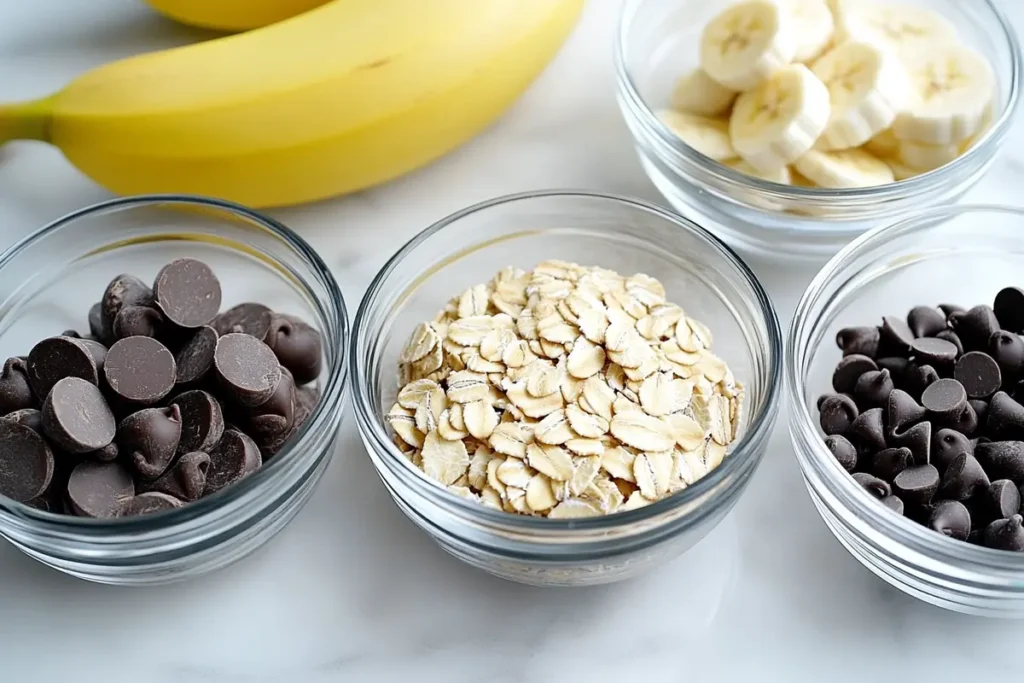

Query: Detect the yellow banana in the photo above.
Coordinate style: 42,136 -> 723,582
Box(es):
0,0 -> 582,208
145,0 -> 331,31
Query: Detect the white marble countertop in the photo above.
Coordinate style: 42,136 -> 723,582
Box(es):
3,1 -> 1024,680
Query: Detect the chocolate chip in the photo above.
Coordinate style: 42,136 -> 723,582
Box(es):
205,429 -> 261,495
849,407 -> 886,453
853,369 -> 894,409
213,303 -> 272,338
117,491 -> 183,517
970,399 -> 989,426
214,333 -> 282,407
876,357 -> 909,385
902,363 -> 939,400
951,401 -> 979,436
882,495 -> 905,515
41,377 -> 116,454
146,450 -> 210,502
989,331 -> 1024,385
979,480 -> 1021,520
104,336 -> 176,405
94,442 -> 119,462
890,421 -> 931,466
256,388 -> 313,460
975,441 -> 1024,483
911,337 -> 958,366
78,339 -> 107,372
112,305 -> 164,340
852,472 -> 891,499
984,514 -> 1024,551
296,384 -> 319,414
907,306 -> 947,338
67,460 -> 134,518
0,422 -> 54,502
101,274 -> 153,336
1,408 -> 42,434
938,452 -> 990,500
994,287 -> 1024,333
247,367 -> 295,438
929,500 -> 972,541
949,305 -> 1000,352
27,336 -> 98,399
921,378 -> 967,420
175,326 -> 218,385
935,329 -> 963,356
88,302 -> 110,344
986,391 -> 1024,440
824,434 -> 858,472
153,258 -> 222,329
881,316 -> 915,351
887,389 -> 926,433
931,428 -> 973,471
939,303 -> 965,318
953,351 -> 1001,400
0,358 -> 35,415
262,314 -> 323,386
893,464 -> 940,506
118,406 -> 182,480
872,447 -> 914,483
171,389 -> 224,453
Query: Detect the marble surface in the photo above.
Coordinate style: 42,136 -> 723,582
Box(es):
2,0 -> 1024,680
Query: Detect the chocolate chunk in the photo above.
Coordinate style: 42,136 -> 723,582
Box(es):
994,287 -> 1024,333
1,408 -> 42,433
0,358 -> 35,415
975,441 -> 1024,483
146,450 -> 210,502
872,447 -> 914,483
824,434 -> 858,472
902,363 -> 939,400
853,369 -> 893,409
171,390 -> 224,453
112,305 -> 164,340
986,391 -> 1024,440
262,314 -> 323,386
929,500 -> 972,541
881,316 -> 915,351
27,336 -> 98,399
882,495 -> 905,515
887,389 -> 926,433
907,306 -> 947,338
911,337 -> 958,366
247,367 -> 295,437
921,378 -> 967,420
935,329 -> 963,356
852,472 -> 891,499
88,302 -> 110,344
984,514 -> 1024,551
849,407 -> 886,453
954,351 -> 1001,400
41,377 -> 116,454
118,406 -> 182,480
104,336 -> 176,405
949,305 -> 1000,352
101,274 -> 153,336
215,333 -> 282,407
889,421 -> 931,466
205,429 -> 261,495
153,258 -> 222,329
0,422 -> 54,502
213,302 -> 272,338
893,464 -> 940,506
175,326 -> 218,385
67,460 -> 134,518
937,452 -> 990,500
931,428 -> 973,471
118,491 -> 184,517
989,331 -> 1024,384
94,442 -> 119,462
980,480 -> 1021,520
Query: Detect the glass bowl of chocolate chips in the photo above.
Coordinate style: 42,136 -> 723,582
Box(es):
789,204 -> 1024,617
0,195 -> 347,585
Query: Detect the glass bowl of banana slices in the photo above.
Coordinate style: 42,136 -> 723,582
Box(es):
616,0 -> 1022,261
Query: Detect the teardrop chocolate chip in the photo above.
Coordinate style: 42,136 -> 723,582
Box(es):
836,326 -> 880,358
852,472 -> 891,500
937,453 -> 990,501
849,408 -> 886,453
872,446 -> 914,483
907,306 -> 947,338
949,305 -> 1000,352
118,406 -> 182,480
987,392 -> 1024,441
929,500 -> 972,541
853,369 -> 894,409
818,394 -> 859,436
984,514 -> 1024,551
893,464 -> 940,506
263,313 -> 323,386
975,441 -> 1024,483
824,434 -> 858,472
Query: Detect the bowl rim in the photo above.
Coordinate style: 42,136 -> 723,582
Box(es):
788,202 -> 1024,571
352,189 -> 784,532
0,193 -> 349,532
614,0 -> 1023,204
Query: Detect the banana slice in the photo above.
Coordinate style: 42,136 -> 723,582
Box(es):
794,148 -> 894,187
894,45 -> 995,145
700,0 -> 796,91
658,110 -> 737,161
786,0 -> 835,63
789,168 -> 817,186
834,1 -> 958,58
670,68 -> 738,117
730,64 -> 831,173
898,139 -> 959,172
885,157 -> 923,181
724,158 -> 792,184
812,41 -> 909,150
863,128 -> 899,158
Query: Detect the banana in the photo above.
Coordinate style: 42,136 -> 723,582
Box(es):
145,0 -> 330,31
700,0 -> 796,91
658,111 -> 736,161
893,45 -> 995,145
670,69 -> 738,117
789,168 -> 817,186
811,40 -> 909,150
794,148 -> 894,187
898,139 -> 959,172
729,64 -> 830,173
863,128 -> 899,158
884,157 -> 922,181
724,158 -> 791,184
833,1 -> 958,58
786,0 -> 835,63
0,0 -> 583,208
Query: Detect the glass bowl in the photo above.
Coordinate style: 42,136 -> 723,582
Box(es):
615,0 -> 1022,261
0,195 -> 348,585
352,190 -> 782,586
789,204 -> 1024,617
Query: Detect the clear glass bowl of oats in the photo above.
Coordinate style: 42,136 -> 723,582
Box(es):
352,191 -> 782,586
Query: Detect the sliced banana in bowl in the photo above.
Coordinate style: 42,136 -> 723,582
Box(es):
794,148 -> 895,188
700,0 -> 796,91
833,1 -> 959,59
657,110 -> 737,161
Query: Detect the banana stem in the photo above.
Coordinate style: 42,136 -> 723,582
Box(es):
0,98 -> 54,144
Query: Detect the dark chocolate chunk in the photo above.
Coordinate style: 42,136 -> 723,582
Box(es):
0,358 -> 35,416
929,500 -> 972,541
171,389 -> 224,453
852,472 -> 891,499
881,495 -> 905,515
101,274 -> 153,336
67,460 -> 134,518
175,326 -> 218,385
979,480 -> 1021,520
954,351 -> 1001,400
214,333 -> 282,407
849,407 -> 886,453
853,369 -> 893,409
902,363 -> 939,399
921,378 -> 967,419
1,408 -> 42,433
893,464 -> 940,506
984,514 -> 1024,551
989,331 -> 1024,385
907,306 -> 947,338
824,434 -> 858,472
975,441 -> 1024,483
935,330 -> 963,356
153,258 -> 222,329
27,336 -> 98,399
112,305 -> 164,340
890,421 -> 931,465
147,450 -> 210,502
993,286 -> 1024,333
104,336 -> 176,405
41,377 -> 116,454
887,389 -> 926,433
910,337 -> 958,365
247,367 -> 295,437
88,302 -> 110,344
118,491 -> 183,517
949,305 -> 1000,351
118,406 -> 182,480
931,428 -> 973,471
205,429 -> 262,495
881,316 -> 915,351
937,453 -> 990,500
872,447 -> 914,483
262,314 -> 323,386
213,302 -> 272,338
986,391 -> 1024,441
0,422 -> 54,502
